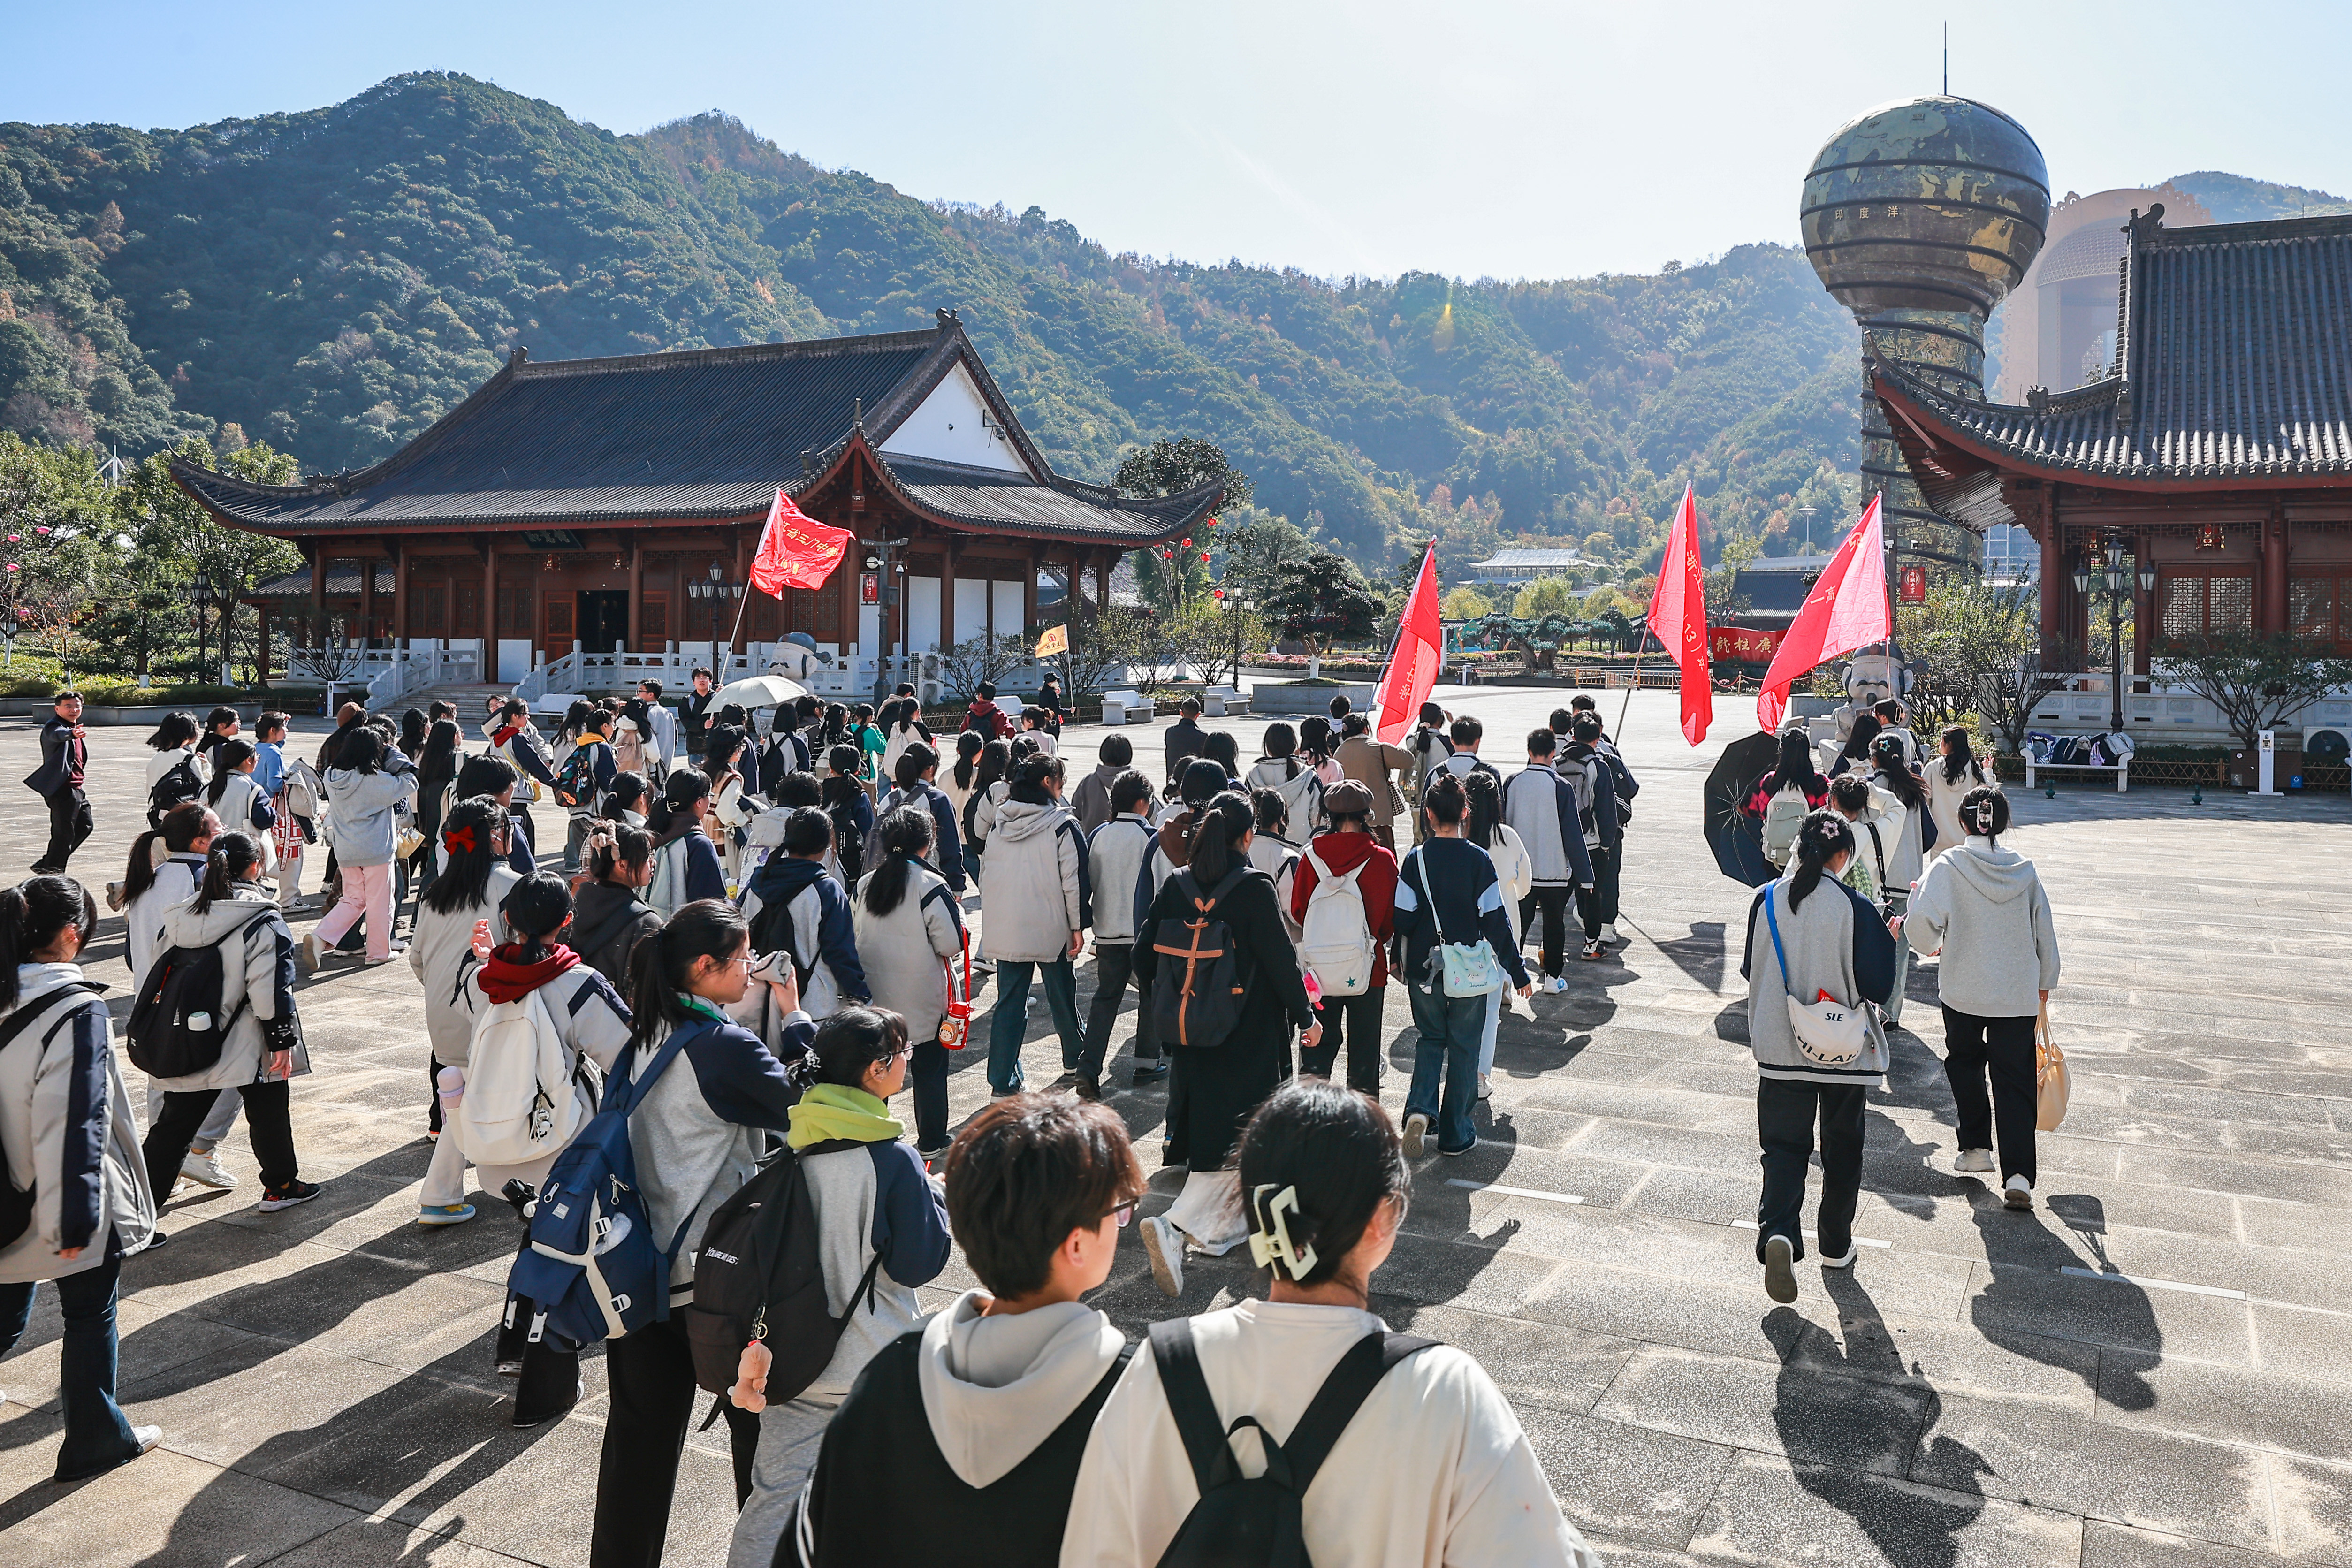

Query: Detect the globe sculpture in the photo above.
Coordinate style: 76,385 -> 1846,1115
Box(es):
1801,96 -> 2050,563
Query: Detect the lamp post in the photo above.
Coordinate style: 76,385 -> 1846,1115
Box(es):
862,540 -> 908,704
2072,546 -> 2131,731
688,560 -> 743,681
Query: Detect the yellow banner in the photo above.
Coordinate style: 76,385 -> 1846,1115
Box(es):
1034,624 -> 1068,658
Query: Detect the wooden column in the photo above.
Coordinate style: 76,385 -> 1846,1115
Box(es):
2261,502 -> 2291,636
1095,554 -> 1111,620
394,540 -> 412,645
307,541 -> 326,646
2132,533 -> 2154,677
938,536 -> 958,653
361,546 -> 378,643
1023,548 -> 1040,632
627,538 -> 644,652
483,544 -> 499,666
2038,497 -> 2064,662
258,605 -> 272,685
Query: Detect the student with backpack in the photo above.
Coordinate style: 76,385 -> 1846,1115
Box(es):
1406,700 -> 1454,827
1898,786 -> 2061,1211
959,737 -> 1011,881
123,803 -> 219,991
1288,779 -> 1395,1098
788,1093 -> 1144,1568
449,872 -> 634,1421
411,798 -> 524,1208
646,768 -> 728,916
1560,712 -> 1621,961
1067,732 -> 1130,835
821,744 -> 875,888
1748,727 -> 1831,871
1078,770 -> 1163,1097
1063,1078 -> 1596,1568
720,1006 -> 952,1568
304,729 -> 416,970
962,680 -> 1013,741
0,874 -> 161,1484
143,711 -> 208,828
204,740 -> 279,873
876,742 -> 968,896
1435,714 -> 1501,789
556,709 -> 619,876
1132,792 -> 1320,1295
1501,729 -> 1593,990
1247,788 -> 1305,945
585,899 -> 802,1568
488,697 -> 559,857
259,712 -> 320,908
137,833 -> 321,1224
1463,769 -> 1532,1100
740,807 -> 872,1030
979,754 -> 1091,1096
851,807 -> 966,1157
1245,723 -> 1323,840
455,754 -> 538,877
1742,811 -> 1897,1302
1863,734 -> 1933,1023
1393,773 -> 1533,1159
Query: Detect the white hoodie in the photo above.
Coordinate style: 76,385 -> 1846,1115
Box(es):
1905,839 -> 2061,1017
920,1290 -> 1126,1488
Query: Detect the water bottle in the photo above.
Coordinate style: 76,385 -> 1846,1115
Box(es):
437,1066 -> 465,1116
186,1011 -> 212,1034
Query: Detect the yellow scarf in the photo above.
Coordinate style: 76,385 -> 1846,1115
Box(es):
787,1081 -> 905,1149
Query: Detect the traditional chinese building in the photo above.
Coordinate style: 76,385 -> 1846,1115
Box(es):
1870,209 -> 2352,670
177,312 -> 1220,686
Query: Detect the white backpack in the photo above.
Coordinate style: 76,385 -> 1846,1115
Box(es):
457,986 -> 585,1167
282,755 -> 323,821
1298,847 -> 1376,997
1761,782 -> 1810,868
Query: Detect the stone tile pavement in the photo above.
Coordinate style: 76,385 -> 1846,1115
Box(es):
0,689 -> 2347,1565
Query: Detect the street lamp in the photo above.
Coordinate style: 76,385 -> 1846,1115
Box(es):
1796,506 -> 1818,554
2074,547 -> 2132,731
687,559 -> 743,678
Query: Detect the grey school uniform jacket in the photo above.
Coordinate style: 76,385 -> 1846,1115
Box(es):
149,889 -> 310,1093
1741,869 -> 1897,1088
0,965 -> 155,1284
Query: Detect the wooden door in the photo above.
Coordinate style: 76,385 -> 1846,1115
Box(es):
542,591 -> 575,660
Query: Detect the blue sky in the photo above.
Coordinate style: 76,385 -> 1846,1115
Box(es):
14,0 -> 2352,281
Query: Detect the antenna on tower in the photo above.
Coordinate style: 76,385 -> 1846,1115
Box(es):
1943,22 -> 1949,95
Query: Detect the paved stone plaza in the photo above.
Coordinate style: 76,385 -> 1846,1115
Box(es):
1,687 -> 2348,1567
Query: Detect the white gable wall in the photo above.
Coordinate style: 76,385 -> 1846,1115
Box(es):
877,362 -> 1032,475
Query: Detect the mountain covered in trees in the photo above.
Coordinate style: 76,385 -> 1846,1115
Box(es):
0,72 -> 2336,579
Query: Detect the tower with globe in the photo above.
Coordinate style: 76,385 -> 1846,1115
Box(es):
1800,96 -> 2050,574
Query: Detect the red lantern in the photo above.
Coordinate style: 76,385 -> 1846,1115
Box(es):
1214,588 -> 1226,600
1181,538 -> 1192,547
1200,551 -> 1211,563
1204,516 -> 1218,527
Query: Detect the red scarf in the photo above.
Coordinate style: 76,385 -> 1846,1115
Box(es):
478,942 -> 580,1004
490,723 -> 524,750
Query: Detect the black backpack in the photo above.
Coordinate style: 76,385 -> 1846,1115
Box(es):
0,982 -> 101,1249
1148,866 -> 1250,1050
746,885 -> 817,994
1148,1319 -> 1436,1568
680,1138 -> 882,1399
148,756 -> 203,825
125,912 -> 273,1078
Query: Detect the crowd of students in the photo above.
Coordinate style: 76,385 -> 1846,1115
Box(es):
1,672 -> 2065,1566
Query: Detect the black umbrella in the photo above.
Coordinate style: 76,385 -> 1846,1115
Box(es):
1704,730 -> 1783,887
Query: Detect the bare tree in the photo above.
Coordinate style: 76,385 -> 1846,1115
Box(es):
2155,632 -> 2352,755
936,632 -> 1028,703
292,609 -> 370,714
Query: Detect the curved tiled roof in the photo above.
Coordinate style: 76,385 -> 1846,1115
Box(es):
171,316 -> 1209,546
1874,212 -> 2352,486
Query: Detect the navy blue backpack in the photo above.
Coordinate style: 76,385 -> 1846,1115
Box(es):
509,1019 -> 715,1347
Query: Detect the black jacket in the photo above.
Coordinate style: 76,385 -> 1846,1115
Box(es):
23,715 -> 84,798
1163,717 -> 1207,784
571,880 -> 663,990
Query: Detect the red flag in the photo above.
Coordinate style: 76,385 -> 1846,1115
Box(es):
1646,482 -> 1713,745
1756,494 -> 1890,732
1373,542 -> 1443,744
748,488 -> 854,596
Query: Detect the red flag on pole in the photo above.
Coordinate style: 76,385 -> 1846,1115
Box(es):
1646,482 -> 1713,745
748,488 -> 854,596
1373,541 -> 1443,744
1755,494 -> 1889,733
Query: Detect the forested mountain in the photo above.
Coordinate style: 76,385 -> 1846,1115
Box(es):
0,72 -> 2331,579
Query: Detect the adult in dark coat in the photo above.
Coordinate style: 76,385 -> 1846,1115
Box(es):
24,692 -> 91,873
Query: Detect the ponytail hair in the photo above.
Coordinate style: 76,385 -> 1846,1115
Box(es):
1787,809 -> 1855,910
648,767 -> 712,836
205,739 -> 258,807
1464,768 -> 1502,850
500,871 -> 575,962
602,770 -> 650,820
1870,736 -> 1926,810
1235,1079 -> 1409,1288
0,876 -> 98,1006
1250,786 -> 1289,841
797,1005 -> 910,1091
862,806 -> 934,917
124,801 -> 215,903
1185,792 -> 1253,883
192,832 -> 264,915
1959,784 -> 2009,847
625,899 -> 749,1050
586,821 -> 654,883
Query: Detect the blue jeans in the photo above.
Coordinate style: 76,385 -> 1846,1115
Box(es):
1405,984 -> 1486,1154
986,958 -> 1083,1093
0,1249 -> 140,1480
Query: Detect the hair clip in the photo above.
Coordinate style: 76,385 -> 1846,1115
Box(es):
443,825 -> 477,853
1246,1184 -> 1318,1279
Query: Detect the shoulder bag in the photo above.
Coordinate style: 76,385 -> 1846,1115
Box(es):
1416,847 -> 1501,998
1761,884 -> 1870,1067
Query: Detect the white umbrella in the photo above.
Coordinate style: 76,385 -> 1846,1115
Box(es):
709,673 -> 809,710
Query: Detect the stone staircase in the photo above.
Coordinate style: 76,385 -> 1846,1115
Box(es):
398,682 -> 512,719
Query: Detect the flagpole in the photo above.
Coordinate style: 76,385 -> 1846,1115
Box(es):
1617,624 -> 1647,737
724,585 -> 755,677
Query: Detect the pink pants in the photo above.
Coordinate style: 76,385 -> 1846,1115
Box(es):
313,860 -> 394,960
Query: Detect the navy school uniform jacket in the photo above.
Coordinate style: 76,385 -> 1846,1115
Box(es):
892,779 -> 967,894
1392,837 -> 1532,994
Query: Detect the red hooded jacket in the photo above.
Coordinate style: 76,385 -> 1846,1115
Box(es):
1290,830 -> 1400,989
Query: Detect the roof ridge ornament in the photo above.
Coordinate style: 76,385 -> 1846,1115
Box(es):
2123,204 -> 2165,244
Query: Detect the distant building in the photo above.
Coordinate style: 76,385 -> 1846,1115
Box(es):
1728,553 -> 1834,632
1468,548 -> 1582,586
1990,184 -> 2215,403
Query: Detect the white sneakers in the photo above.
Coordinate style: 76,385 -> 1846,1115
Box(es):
1541,974 -> 1570,995
1142,1215 -> 1185,1297
2003,1175 -> 2034,1210
1818,1245 -> 1857,1270
1477,1073 -> 1492,1102
1601,922 -> 1621,944
1401,1112 -> 1430,1159
179,1149 -> 237,1191
297,933 -> 325,975
1954,1148 -> 1995,1173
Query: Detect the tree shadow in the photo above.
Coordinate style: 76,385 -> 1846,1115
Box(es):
1646,919 -> 1726,993
1765,1271 -> 1988,1568
1967,1191 -> 2158,1410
